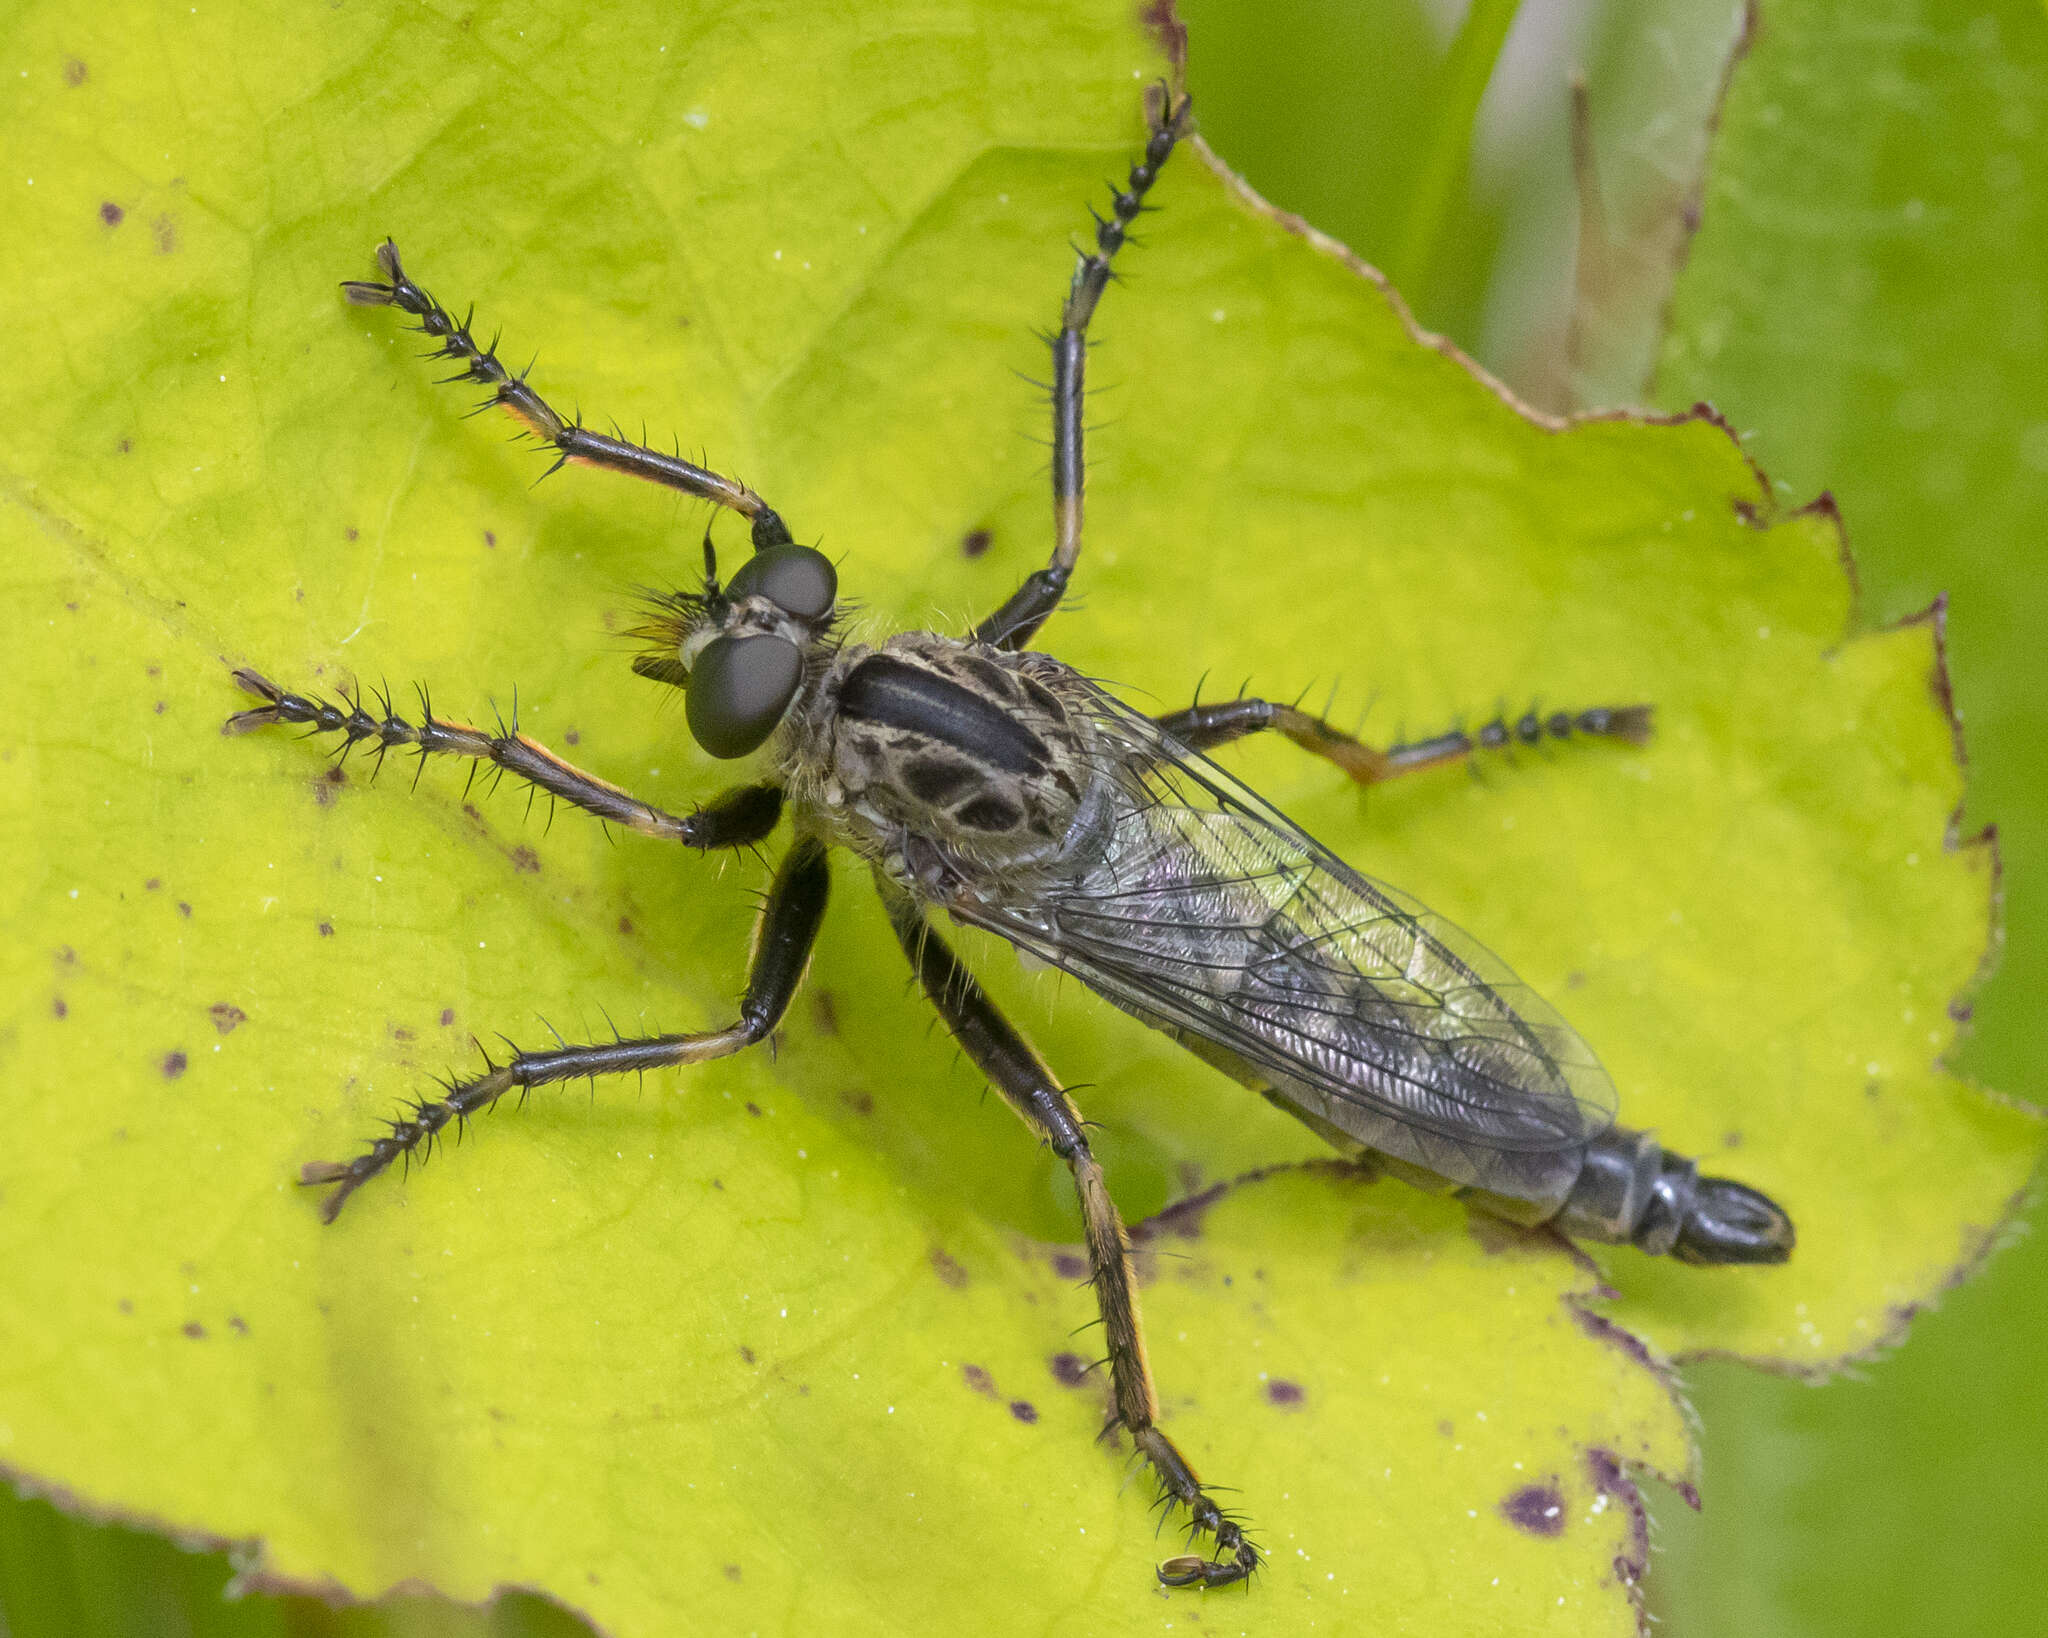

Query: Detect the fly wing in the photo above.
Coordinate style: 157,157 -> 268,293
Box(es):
953,692 -> 1619,1202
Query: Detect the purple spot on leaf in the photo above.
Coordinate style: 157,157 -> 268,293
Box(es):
1049,1352 -> 1090,1387
1501,1482 -> 1566,1537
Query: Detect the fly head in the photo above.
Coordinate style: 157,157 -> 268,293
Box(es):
632,536 -> 839,759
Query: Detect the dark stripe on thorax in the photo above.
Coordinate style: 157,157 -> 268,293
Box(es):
839,654 -> 1048,774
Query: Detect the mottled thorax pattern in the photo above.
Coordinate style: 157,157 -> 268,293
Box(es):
801,633 -> 1109,898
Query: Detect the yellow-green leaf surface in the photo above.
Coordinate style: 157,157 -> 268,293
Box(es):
0,2 -> 2035,1635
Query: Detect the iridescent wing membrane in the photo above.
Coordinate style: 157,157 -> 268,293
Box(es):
956,690 -> 1620,1205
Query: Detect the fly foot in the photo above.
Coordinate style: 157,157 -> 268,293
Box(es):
1156,1495 -> 1261,1589
1134,1426 -> 1261,1589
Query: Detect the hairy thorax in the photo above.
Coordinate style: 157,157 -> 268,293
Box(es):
786,633 -> 1115,906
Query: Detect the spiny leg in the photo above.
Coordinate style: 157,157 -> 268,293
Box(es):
343,240 -> 793,550
974,89 -> 1195,652
879,884 -> 1259,1590
303,836 -> 830,1221
225,668 -> 783,848
1155,696 -> 1654,786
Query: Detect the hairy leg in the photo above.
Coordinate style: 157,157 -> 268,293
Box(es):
881,883 -> 1259,1589
226,668 -> 783,848
1155,695 -> 1654,786
302,837 -> 830,1221
974,88 -> 1195,651
344,239 -> 793,550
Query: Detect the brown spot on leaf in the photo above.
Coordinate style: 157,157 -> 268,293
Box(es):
1264,1379 -> 1304,1408
161,1050 -> 188,1079
840,1088 -> 873,1115
721,1564 -> 741,1582
1133,1179 -> 1228,1243
810,989 -> 840,1036
208,1003 -> 246,1034
63,57 -> 87,86
1586,1449 -> 1650,1583
144,878 -> 160,891
737,1345 -> 754,1364
1141,0 -> 1187,60
228,1315 -> 249,1335
152,214 -> 176,254
509,845 -> 541,874
440,1008 -> 456,1026
961,1364 -> 996,1398
99,200 -> 123,226
617,916 -> 635,936
316,921 -> 333,938
1049,1353 -> 1089,1388
961,527 -> 993,558
1008,1400 -> 1038,1424
484,530 -> 497,548
182,1321 -> 205,1339
1438,1419 -> 1455,1438
177,902 -> 191,918
1052,1252 -> 1088,1282
1501,1482 -> 1566,1537
744,1101 -> 762,1118
563,728 -> 579,745
1571,1304 -> 1658,1376
51,997 -> 67,1020
345,527 -> 359,541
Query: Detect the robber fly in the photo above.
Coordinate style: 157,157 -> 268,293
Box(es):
227,90 -> 1793,1591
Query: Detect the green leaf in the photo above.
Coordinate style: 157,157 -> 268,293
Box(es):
1650,2 -> 2048,1633
0,3 -> 2034,1635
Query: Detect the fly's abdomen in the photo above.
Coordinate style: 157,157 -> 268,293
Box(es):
1478,1126 -> 1794,1264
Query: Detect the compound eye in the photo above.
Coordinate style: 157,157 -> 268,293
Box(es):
724,544 -> 837,620
686,635 -> 804,759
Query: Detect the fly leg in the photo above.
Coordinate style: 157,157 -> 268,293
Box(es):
974,88 -> 1195,652
880,886 -> 1260,1590
1155,697 -> 1654,785
344,240 -> 793,549
302,837 -> 829,1221
225,668 -> 783,849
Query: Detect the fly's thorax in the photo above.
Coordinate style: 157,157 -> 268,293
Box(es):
803,633 -> 1109,896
